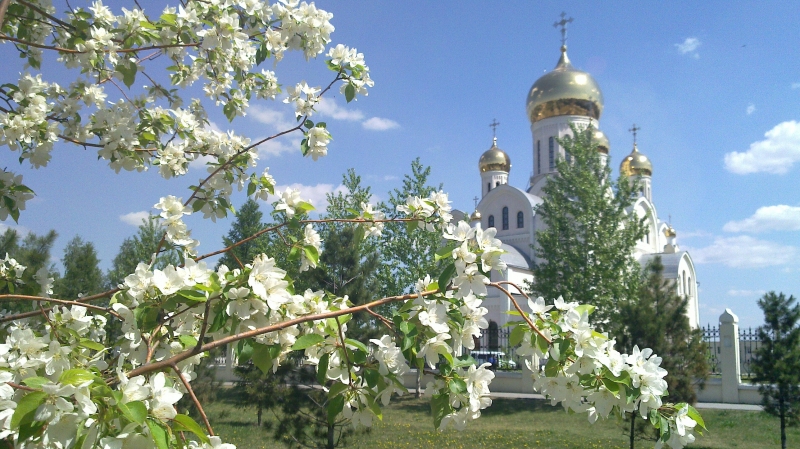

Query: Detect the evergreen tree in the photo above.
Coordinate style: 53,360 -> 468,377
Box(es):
752,291 -> 800,449
531,124 -> 645,330
0,229 -> 58,311
107,216 -> 182,288
53,236 -> 104,299
617,257 -> 709,448
377,158 -> 443,298
217,199 -> 271,269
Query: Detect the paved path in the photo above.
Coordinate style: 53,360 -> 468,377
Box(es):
408,390 -> 764,411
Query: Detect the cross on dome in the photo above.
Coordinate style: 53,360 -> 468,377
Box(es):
553,12 -> 574,47
629,123 -> 641,146
489,119 -> 500,138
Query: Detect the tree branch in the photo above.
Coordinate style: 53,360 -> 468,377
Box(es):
0,288 -> 119,323
0,0 -> 12,30
125,289 -> 440,379
489,282 -> 551,345
171,363 -> 214,436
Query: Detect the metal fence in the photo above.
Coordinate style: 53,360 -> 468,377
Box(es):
702,324 -> 763,378
471,325 -> 523,370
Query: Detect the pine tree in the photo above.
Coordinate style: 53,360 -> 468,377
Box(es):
617,257 -> 709,448
107,216 -> 182,288
377,158 -> 443,298
0,228 -> 58,311
530,124 -> 645,330
752,291 -> 800,449
217,199 -> 271,269
53,236 -> 104,299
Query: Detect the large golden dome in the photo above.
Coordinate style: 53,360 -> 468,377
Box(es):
479,138 -> 511,173
592,129 -> 610,154
526,46 -> 604,124
620,144 -> 653,177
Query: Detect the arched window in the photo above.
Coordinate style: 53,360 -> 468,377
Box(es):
487,182 -> 491,192
548,137 -> 555,170
502,207 -> 509,230
495,181 -> 499,187
517,211 -> 524,228
566,151 -> 572,164
536,140 -> 541,174
488,215 -> 495,228
688,276 -> 692,296
682,272 -> 687,296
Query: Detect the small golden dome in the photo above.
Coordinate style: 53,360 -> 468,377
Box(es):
592,130 -> 610,154
526,46 -> 604,124
479,137 -> 511,173
470,209 -> 482,222
620,144 -> 653,177
664,225 -> 676,238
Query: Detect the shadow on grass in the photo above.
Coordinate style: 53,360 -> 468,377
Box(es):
388,395 -> 564,417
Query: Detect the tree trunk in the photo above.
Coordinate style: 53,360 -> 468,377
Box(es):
327,423 -> 335,449
415,370 -> 422,398
629,412 -> 636,449
257,404 -> 262,427
780,397 -> 786,449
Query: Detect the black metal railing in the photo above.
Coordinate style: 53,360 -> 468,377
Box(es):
702,324 -> 763,378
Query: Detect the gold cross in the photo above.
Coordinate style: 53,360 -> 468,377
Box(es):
553,12 -> 574,47
489,119 -> 500,138
629,124 -> 641,145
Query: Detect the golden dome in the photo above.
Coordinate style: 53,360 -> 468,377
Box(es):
592,130 -> 610,154
664,225 -> 676,238
526,46 -> 604,124
620,144 -> 653,177
470,209 -> 482,222
479,138 -> 511,173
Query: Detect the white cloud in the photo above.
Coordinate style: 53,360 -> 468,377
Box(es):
315,98 -> 364,121
723,205 -> 800,233
249,105 -> 294,131
675,37 -> 700,59
689,235 -> 797,268
0,222 -> 29,236
727,289 -> 766,297
120,211 -> 151,226
362,117 -> 400,131
724,120 -> 800,174
792,82 -> 800,89
746,103 -> 755,115
271,183 -> 347,210
258,138 -> 298,158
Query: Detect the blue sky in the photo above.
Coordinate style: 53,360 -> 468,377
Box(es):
3,1 -> 799,328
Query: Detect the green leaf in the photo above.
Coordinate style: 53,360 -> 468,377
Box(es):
179,335 -> 198,348
173,414 -> 209,443
434,244 -> 455,262
11,391 -> 47,429
295,201 -> 315,213
601,377 -> 620,395
177,289 -> 207,304
509,325 -> 526,347
574,304 -> 596,316
118,400 -> 147,424
79,339 -> 105,352
303,245 -> 319,266
292,333 -> 324,351
345,338 -> 368,354
147,418 -> 169,449
17,421 -> 45,443
686,405 -> 707,431
59,368 -> 95,386
431,394 -> 452,430
160,13 -> 177,25
252,343 -> 280,374
448,378 -> 467,395
328,381 -> 348,399
237,339 -> 254,365
118,60 -> 137,88
364,368 -> 380,389
317,353 -> 330,384
437,263 -> 456,293
344,83 -> 356,103
21,377 -> 49,389
327,394 -> 345,425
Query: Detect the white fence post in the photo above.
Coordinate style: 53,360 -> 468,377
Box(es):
719,309 -> 741,403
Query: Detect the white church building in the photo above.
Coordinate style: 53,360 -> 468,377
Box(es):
453,23 -> 700,330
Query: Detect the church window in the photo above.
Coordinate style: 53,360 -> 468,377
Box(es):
517,211 -> 524,228
502,207 -> 509,230
488,321 -> 499,350
495,181 -> 499,187
488,215 -> 495,228
487,182 -> 491,192
537,140 -> 541,174
688,277 -> 692,296
645,232 -> 649,244
566,151 -> 572,164
548,137 -> 555,170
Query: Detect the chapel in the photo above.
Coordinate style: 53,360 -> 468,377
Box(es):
455,16 -> 700,330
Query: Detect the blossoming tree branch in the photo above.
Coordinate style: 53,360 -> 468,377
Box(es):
0,1 -> 704,448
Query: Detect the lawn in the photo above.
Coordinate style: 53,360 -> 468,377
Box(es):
201,387 -> 798,449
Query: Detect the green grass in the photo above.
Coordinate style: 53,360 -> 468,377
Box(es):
201,388 -> 799,449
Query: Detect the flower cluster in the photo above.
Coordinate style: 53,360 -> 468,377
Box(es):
154,196 -> 199,254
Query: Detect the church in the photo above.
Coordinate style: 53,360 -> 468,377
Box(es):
453,17 -> 700,329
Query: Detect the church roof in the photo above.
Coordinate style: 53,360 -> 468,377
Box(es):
639,252 -> 691,279
500,243 -> 531,269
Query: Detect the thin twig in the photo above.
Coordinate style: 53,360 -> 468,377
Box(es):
171,363 -> 214,436
489,282 -> 551,345
335,317 -> 353,387
0,0 -> 12,29
17,0 -> 75,30
365,307 -> 393,331
7,381 -> 36,392
0,288 -> 119,323
0,295 -> 120,318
